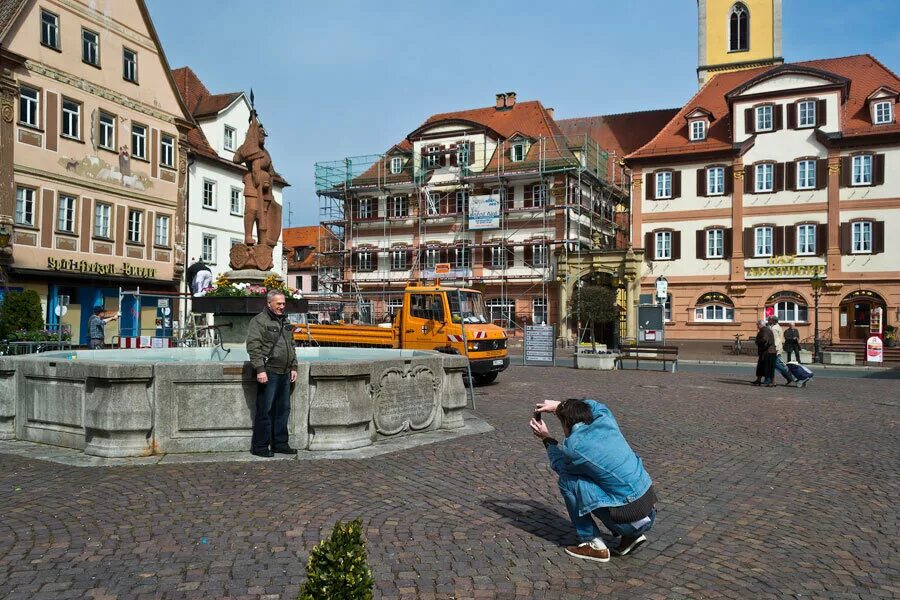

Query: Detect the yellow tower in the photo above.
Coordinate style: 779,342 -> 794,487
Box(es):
697,0 -> 783,85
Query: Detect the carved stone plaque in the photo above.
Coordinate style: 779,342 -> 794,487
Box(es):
373,365 -> 438,435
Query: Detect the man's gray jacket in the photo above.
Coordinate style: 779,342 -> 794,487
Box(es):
246,309 -> 298,375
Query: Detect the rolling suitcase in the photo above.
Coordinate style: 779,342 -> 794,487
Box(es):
787,362 -> 814,387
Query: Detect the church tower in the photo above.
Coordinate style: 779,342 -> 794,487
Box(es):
697,0 -> 783,85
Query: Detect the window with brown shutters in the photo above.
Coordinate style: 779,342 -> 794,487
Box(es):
785,161 -> 796,191
816,223 -> 828,254
774,162 -> 785,192
773,104 -> 784,130
843,153 -> 886,187
648,229 -> 679,260
698,227 -> 727,259
696,168 -> 707,197
840,220 -> 885,255
645,172 -> 655,200
815,158 -> 828,190
787,101 -> 797,129
816,99 -> 827,126
745,108 -> 754,134
772,225 -> 785,256
644,231 -> 655,257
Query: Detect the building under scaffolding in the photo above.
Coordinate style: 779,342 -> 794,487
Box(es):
313,93 -> 633,340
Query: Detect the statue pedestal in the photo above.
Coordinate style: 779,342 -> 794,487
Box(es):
223,268 -> 282,286
229,244 -> 274,271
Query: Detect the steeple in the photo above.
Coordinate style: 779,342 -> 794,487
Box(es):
697,0 -> 783,86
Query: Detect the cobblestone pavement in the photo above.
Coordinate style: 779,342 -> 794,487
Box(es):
1,366 -> 897,599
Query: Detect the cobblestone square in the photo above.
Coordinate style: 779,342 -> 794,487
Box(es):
0,366 -> 897,599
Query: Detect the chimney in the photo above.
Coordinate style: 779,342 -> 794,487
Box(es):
495,93 -> 506,109
546,107 -> 554,119
505,92 -> 516,108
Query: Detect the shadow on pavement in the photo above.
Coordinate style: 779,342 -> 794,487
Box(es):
714,378 -> 756,386
482,498 -> 575,546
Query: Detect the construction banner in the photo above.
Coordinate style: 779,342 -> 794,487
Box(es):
468,194 -> 501,230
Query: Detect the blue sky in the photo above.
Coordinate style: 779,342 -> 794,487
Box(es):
146,0 -> 900,226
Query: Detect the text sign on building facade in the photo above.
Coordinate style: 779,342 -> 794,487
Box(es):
468,194 -> 501,230
745,256 -> 826,279
47,257 -> 157,279
524,325 -> 555,365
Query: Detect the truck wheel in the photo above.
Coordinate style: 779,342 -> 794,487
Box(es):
473,372 -> 498,385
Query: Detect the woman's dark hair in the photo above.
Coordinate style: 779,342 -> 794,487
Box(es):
555,398 -> 594,432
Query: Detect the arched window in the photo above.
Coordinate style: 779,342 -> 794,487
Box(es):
765,292 -> 809,323
694,292 -> 735,322
729,3 -> 749,52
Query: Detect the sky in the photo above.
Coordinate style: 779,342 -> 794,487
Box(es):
146,0 -> 900,227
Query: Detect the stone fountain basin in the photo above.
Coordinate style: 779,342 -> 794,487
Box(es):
0,347 -> 469,457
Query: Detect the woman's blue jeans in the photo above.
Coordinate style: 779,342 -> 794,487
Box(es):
559,473 -> 656,542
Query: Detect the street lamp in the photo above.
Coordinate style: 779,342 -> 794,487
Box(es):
0,222 -> 11,300
810,272 -> 824,363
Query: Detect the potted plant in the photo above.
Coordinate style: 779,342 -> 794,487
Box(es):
192,273 -> 306,314
886,325 -> 897,348
570,285 -> 619,370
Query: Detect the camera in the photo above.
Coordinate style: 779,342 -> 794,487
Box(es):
533,410 -> 542,422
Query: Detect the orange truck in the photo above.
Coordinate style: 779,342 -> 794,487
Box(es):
292,283 -> 509,384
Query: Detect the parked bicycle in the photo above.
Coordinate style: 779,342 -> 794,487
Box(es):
732,333 -> 743,355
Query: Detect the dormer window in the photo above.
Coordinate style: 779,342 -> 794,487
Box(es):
390,156 -> 402,174
874,101 -> 893,124
511,142 -> 525,162
424,145 -> 440,168
755,105 -> 773,132
689,120 -> 706,141
797,101 -> 816,128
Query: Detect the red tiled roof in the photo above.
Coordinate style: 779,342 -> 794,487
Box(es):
283,226 -> 335,270
420,100 -> 562,141
556,108 -> 680,159
194,92 -> 241,118
628,54 -> 900,160
171,66 -> 211,114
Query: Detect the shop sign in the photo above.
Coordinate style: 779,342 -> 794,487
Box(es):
468,194 -> 501,230
866,336 -> 883,363
745,256 -> 826,279
47,257 -> 157,279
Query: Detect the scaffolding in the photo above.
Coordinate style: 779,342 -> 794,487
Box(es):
314,134 -> 629,335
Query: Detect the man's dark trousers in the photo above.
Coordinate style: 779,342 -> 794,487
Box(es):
251,371 -> 291,452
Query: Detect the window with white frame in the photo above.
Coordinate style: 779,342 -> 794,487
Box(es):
358,198 -> 374,219
874,101 -> 893,124
390,156 -> 402,174
154,215 -> 170,246
356,250 -> 373,271
424,145 -> 440,168
386,298 -> 404,318
454,190 -> 468,213
131,124 -> 147,159
798,100 -> 816,127
230,187 -> 242,215
231,238 -> 242,248
390,249 -> 407,270
511,143 -> 525,162
755,105 -> 773,132
425,248 -> 439,269
123,48 -> 138,82
127,209 -> 142,243
82,28 -> 99,66
201,234 -> 216,263
655,171 -> 672,199
457,144 -> 470,166
532,298 -> 548,325
797,224 -> 816,255
797,159 -> 816,189
223,125 -> 236,151
425,190 -> 439,216
486,298 -> 515,328
695,303 -> 735,322
61,98 -> 80,139
755,163 -> 774,192
98,111 -> 115,150
755,226 -> 773,257
160,134 -> 175,168
707,167 -> 724,195
94,203 -> 111,237
15,187 -> 34,226
852,155 -> 873,185
851,221 -> 872,253
774,301 -> 808,323
18,86 -> 39,127
532,244 -> 548,267
57,194 -> 75,232
689,120 -> 706,141
490,245 -> 507,268
390,196 -> 407,218
655,231 -> 672,260
453,246 -> 471,269
706,228 -> 724,258
532,184 -> 547,207
202,180 -> 216,209
40,10 -> 59,49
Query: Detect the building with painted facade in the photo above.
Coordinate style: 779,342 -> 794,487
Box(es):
0,0 -> 192,345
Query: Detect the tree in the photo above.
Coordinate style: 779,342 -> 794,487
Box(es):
570,285 -> 619,352
299,519 -> 374,600
0,290 -> 44,339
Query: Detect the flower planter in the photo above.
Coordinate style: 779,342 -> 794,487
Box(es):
575,352 -> 619,371
192,296 -> 307,315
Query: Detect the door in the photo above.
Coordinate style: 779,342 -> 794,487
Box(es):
404,293 -> 446,350
839,300 -> 883,340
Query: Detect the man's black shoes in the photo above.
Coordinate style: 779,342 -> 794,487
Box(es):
251,448 -> 274,458
273,445 -> 298,455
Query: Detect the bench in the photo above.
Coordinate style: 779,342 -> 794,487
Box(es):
616,344 -> 679,373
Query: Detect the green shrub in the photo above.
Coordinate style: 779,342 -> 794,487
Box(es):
299,519 -> 373,600
0,290 -> 44,339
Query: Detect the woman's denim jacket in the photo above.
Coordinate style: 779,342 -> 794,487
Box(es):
546,400 -> 652,516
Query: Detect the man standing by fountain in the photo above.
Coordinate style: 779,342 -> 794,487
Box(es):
246,290 -> 298,457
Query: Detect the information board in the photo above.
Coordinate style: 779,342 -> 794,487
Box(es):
468,194 -> 501,230
524,325 -> 555,365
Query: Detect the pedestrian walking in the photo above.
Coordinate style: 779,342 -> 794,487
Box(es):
768,316 -> 797,386
752,319 -> 776,386
784,323 -> 802,363
246,290 -> 298,457
531,398 -> 657,562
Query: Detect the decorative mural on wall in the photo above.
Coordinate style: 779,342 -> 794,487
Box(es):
57,152 -> 153,191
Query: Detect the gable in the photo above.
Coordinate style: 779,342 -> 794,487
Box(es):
739,73 -> 838,96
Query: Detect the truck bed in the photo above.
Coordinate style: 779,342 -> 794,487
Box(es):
293,323 -> 397,348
